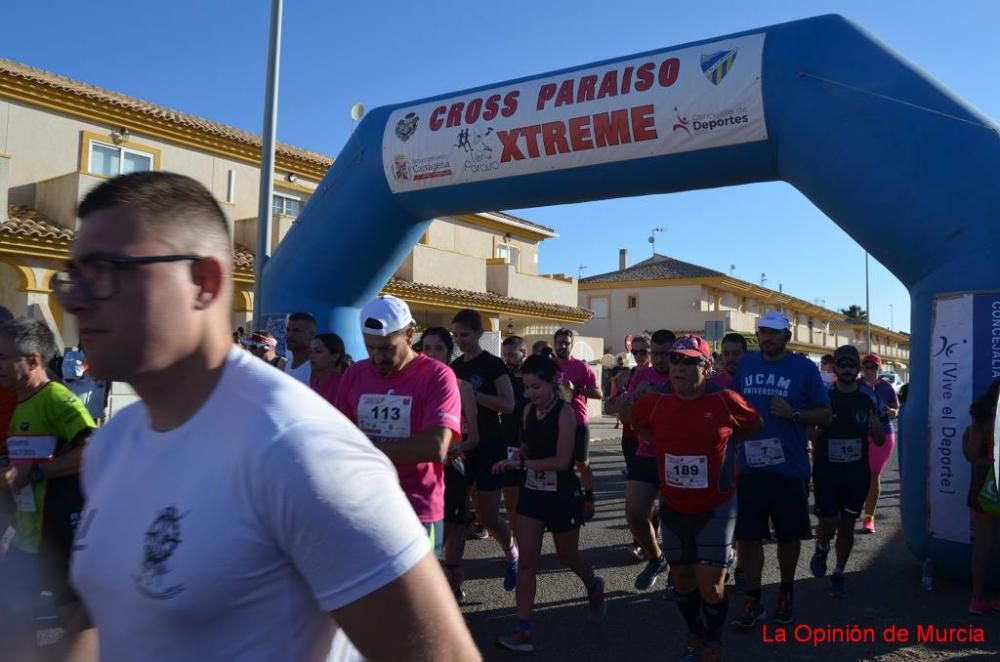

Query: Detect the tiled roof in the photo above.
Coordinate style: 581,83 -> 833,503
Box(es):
580,253 -> 724,284
2,206 -> 74,241
0,58 -> 334,169
234,243 -> 255,270
486,211 -> 556,234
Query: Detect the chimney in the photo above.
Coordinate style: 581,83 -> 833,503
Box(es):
0,154 -> 9,223
619,248 -> 628,270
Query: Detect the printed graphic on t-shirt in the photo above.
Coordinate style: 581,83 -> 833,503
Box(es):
132,506 -> 187,600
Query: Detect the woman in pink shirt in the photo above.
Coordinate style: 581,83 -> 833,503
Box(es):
309,333 -> 348,404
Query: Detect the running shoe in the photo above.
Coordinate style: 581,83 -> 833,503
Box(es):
733,567 -> 746,594
634,555 -> 668,591
680,635 -> 703,662
774,591 -> 794,624
810,543 -> 830,578
701,641 -> 722,662
830,572 -> 847,599
503,557 -> 519,592
968,597 -> 987,615
587,576 -> 607,622
497,627 -> 534,654
732,596 -> 766,629
862,516 -> 875,534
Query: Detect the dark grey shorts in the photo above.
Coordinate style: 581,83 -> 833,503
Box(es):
659,494 -> 737,567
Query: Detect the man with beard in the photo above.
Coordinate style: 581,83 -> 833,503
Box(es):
731,312 -> 831,628
808,345 -> 884,598
284,312 -> 316,384
553,329 -> 602,520
716,333 -> 747,389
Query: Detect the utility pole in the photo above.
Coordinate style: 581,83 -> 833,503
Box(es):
252,0 -> 283,327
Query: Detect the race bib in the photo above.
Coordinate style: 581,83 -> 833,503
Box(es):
525,469 -> 557,492
6,435 -> 57,460
828,438 -> 863,463
744,437 -> 786,468
665,454 -> 708,489
358,393 -> 412,438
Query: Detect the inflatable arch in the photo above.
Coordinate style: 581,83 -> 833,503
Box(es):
263,14 -> 1000,582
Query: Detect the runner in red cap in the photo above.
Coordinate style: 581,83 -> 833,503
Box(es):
859,352 -> 899,534
628,335 -> 762,662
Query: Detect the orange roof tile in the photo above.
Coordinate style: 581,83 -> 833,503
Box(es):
2,206 -> 74,242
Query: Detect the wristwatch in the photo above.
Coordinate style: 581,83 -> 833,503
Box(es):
792,410 -> 802,423
28,465 -> 45,483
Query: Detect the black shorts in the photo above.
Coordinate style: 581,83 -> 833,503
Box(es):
501,445 -> 526,488
517,482 -> 584,533
466,441 -> 505,493
443,462 -> 469,524
660,494 -> 737,567
735,472 -> 812,543
812,468 -> 870,519
574,424 -> 590,463
627,455 -> 659,486
622,433 -> 639,473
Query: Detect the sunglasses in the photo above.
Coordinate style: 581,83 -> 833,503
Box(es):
669,354 -> 705,366
836,360 -> 859,369
631,349 -> 649,356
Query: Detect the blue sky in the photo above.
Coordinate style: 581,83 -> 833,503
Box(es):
8,1 -> 998,333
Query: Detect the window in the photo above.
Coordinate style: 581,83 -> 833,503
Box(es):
273,193 -> 302,217
495,243 -> 521,269
626,294 -> 638,309
88,140 -> 154,176
589,296 -> 609,319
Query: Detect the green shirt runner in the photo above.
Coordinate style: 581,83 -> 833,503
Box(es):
8,381 -> 94,554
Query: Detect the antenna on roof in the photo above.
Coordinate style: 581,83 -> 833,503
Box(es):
729,264 -> 736,277
577,264 -> 589,279
648,227 -> 665,255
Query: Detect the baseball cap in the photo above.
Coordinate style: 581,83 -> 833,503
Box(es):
360,295 -> 414,337
861,353 -> 882,367
671,334 -> 712,361
757,311 -> 790,331
833,345 -> 860,363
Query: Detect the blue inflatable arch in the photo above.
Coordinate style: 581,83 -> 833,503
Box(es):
263,14 -> 1000,581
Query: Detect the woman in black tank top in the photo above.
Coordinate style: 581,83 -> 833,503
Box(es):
491,354 -> 606,653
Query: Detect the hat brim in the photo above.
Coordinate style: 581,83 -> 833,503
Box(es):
671,348 -> 708,359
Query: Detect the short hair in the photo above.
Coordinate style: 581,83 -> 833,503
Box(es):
821,354 -> 835,364
650,329 -> 676,346
0,318 -> 56,364
554,328 -> 574,341
289,312 -> 316,326
419,327 -> 455,358
451,309 -> 483,333
531,340 -> 550,354
521,353 -> 559,383
502,335 -> 525,349
78,172 -> 231,259
722,333 -> 748,351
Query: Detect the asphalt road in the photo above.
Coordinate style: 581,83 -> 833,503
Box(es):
459,417 -> 998,661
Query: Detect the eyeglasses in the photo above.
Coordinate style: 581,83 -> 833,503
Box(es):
53,254 -> 203,301
836,360 -> 859,369
631,349 -> 649,356
669,354 -> 705,366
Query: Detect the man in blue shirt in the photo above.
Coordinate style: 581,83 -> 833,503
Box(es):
731,312 -> 832,628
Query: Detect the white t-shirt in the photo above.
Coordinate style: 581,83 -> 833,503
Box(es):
71,348 -> 428,662
284,356 -> 312,384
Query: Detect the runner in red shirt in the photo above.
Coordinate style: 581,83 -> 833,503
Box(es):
631,335 -> 761,662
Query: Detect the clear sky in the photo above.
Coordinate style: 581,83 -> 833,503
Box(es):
7,1 -> 998,333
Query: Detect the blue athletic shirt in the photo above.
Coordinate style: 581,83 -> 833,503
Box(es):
734,352 -> 830,479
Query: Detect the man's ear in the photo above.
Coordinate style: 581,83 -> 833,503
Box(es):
191,257 -> 225,309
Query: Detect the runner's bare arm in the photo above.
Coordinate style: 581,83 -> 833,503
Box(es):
374,427 -> 452,464
457,382 -> 479,452
524,406 -> 576,472
40,444 -> 87,480
769,397 -> 832,425
868,408 -> 886,446
474,373 -> 515,414
332,552 -> 481,662
962,425 -> 990,465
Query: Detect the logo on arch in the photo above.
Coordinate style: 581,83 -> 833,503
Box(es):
394,112 -> 419,142
700,49 -> 737,85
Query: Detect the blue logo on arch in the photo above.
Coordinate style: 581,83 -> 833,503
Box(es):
701,49 -> 737,85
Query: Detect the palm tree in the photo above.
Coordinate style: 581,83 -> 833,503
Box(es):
840,304 -> 868,320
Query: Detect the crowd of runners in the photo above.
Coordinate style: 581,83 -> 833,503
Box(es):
0,171 -> 997,661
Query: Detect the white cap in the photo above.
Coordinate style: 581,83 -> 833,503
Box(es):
757,311 -> 791,331
360,295 -> 414,336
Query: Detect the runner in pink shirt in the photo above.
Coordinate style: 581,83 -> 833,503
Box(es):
309,333 -> 349,405
553,328 -> 602,520
335,296 -> 462,556
621,329 -> 674,592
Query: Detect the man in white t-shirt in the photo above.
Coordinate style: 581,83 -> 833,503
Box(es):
284,312 -> 316,383
53,172 -> 479,662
